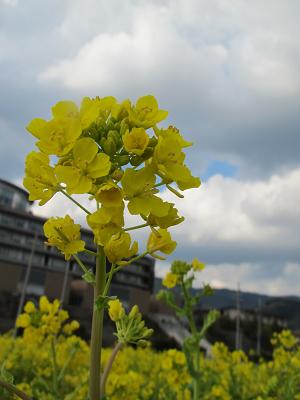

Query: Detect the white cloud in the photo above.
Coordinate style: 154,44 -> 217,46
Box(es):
40,0 -> 300,98
1,0 -> 18,6
195,261 -> 300,296
161,167 -> 300,251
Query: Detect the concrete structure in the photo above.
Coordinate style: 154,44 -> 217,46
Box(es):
222,307 -> 287,328
149,312 -> 212,356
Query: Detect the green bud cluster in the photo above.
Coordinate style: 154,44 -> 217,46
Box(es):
171,260 -> 191,276
114,305 -> 153,346
83,114 -> 159,174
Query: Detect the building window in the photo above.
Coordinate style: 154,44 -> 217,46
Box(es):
49,258 -> 67,270
0,246 -> 23,261
0,213 -> 26,229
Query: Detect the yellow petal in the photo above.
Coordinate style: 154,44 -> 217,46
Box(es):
73,137 -> 98,163
79,97 -> 101,129
71,175 -> 92,194
52,101 -> 78,119
55,165 -> 80,187
26,118 -> 47,139
127,196 -> 151,215
87,153 -> 111,178
148,196 -> 170,217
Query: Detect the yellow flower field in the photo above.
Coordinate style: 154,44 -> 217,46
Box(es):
0,298 -> 299,400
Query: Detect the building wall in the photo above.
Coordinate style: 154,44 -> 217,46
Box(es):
0,261 -> 21,292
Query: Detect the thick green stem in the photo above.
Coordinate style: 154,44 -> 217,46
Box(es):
193,351 -> 201,400
89,246 -> 106,400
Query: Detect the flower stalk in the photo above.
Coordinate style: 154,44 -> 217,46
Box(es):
100,342 -> 123,395
0,378 -> 32,400
89,246 -> 106,400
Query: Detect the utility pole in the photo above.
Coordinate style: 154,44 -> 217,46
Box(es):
257,296 -> 262,356
14,229 -> 38,337
235,281 -> 241,350
60,261 -> 70,306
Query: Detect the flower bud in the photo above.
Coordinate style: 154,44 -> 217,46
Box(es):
108,299 -> 125,322
130,155 -> 143,166
118,155 -> 131,166
143,328 -> 154,338
112,169 -> 124,181
129,305 -> 139,319
137,340 -> 149,348
24,301 -> 36,314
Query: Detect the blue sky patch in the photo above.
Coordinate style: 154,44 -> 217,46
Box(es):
202,160 -> 238,180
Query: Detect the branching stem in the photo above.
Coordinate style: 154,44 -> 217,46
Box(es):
60,190 -> 91,215
100,342 -> 123,395
0,378 -> 32,400
89,246 -> 106,400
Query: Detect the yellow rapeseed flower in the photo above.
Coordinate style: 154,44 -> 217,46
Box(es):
153,127 -> 200,190
147,204 -> 184,229
192,259 -> 205,272
44,215 -> 85,260
55,137 -> 111,194
126,95 -> 168,129
147,228 -> 177,257
24,301 -> 36,314
95,181 -> 123,207
87,205 -> 124,245
108,299 -> 125,322
162,272 -> 179,289
39,296 -> 51,313
121,166 -> 170,217
23,151 -> 59,205
16,313 -> 31,328
63,320 -> 80,335
26,98 -> 101,156
104,231 -> 138,264
123,127 -> 149,155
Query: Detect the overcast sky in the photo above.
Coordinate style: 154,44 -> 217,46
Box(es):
1,0 -> 299,296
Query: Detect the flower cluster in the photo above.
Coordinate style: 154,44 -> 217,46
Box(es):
16,297 -> 80,337
24,95 -> 200,265
162,258 -> 206,289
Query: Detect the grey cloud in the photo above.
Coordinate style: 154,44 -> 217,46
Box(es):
36,0 -> 300,178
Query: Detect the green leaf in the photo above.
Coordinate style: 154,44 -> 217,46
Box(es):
94,295 -> 117,311
82,270 -> 95,284
183,338 -> 201,379
0,363 -> 14,384
156,290 -> 180,312
202,284 -> 214,296
200,309 -> 220,336
184,276 -> 194,289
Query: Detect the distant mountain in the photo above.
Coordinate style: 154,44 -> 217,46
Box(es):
154,278 -> 300,330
